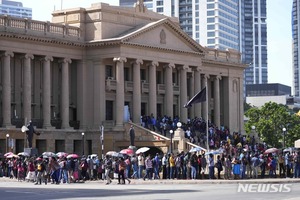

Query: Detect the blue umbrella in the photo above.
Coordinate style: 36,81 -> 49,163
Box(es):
189,146 -> 206,153
205,151 -> 222,155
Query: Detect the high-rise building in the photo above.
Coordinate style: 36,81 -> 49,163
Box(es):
0,0 -> 32,19
119,0 -> 268,94
241,0 -> 268,87
293,0 -> 300,96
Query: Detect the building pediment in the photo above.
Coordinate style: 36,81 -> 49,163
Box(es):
90,18 -> 206,55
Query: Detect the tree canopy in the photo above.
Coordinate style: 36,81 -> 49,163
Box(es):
244,102 -> 300,148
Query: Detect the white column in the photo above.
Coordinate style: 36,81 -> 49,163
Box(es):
194,67 -> 202,118
113,57 -> 127,128
61,58 -> 71,129
2,51 -> 14,127
148,61 -> 158,119
180,65 -> 188,123
188,73 -> 195,119
23,54 -> 34,124
42,56 -> 53,128
132,59 -> 143,124
164,63 -> 174,118
202,74 -> 210,121
214,75 -> 221,128
93,61 -> 106,128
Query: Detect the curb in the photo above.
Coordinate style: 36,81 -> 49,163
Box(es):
1,177 -> 300,185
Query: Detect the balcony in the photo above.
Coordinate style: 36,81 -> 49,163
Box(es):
105,78 -> 117,91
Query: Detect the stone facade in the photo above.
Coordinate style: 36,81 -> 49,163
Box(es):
0,2 -> 246,155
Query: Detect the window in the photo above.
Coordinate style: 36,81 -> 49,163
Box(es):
106,101 -> 113,120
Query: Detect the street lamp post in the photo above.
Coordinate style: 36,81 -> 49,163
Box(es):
82,132 -> 85,156
251,125 -> 256,142
6,134 -> 9,152
282,127 -> 286,148
169,130 -> 173,153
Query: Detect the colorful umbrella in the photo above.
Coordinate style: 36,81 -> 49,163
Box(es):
56,152 -> 68,158
67,154 -> 79,159
120,148 -> 134,156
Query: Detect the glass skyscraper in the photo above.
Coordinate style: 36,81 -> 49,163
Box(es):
0,0 -> 32,19
293,0 -> 300,96
241,0 -> 268,86
119,0 -> 268,91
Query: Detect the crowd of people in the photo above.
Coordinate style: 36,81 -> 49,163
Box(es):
0,155 -> 104,184
1,115 -> 300,185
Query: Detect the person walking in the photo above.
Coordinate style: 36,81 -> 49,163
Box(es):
143,155 -> 153,180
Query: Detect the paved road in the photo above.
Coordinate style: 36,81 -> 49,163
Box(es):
0,179 -> 300,200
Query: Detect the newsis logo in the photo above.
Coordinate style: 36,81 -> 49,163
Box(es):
237,183 -> 292,193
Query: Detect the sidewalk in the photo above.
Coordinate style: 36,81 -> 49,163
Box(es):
1,176 -> 300,185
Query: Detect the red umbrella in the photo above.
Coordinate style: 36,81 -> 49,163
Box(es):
263,148 -> 278,154
120,148 -> 134,156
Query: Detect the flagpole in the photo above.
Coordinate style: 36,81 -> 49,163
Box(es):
206,77 -> 209,152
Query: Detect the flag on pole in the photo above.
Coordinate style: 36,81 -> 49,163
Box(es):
184,87 -> 206,108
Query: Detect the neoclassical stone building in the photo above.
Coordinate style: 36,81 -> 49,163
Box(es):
0,2 -> 245,155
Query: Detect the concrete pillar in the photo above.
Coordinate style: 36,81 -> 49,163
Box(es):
42,56 -> 53,129
164,63 -> 174,118
201,74 -> 210,121
113,57 -> 127,128
93,61 -> 106,128
180,65 -> 188,123
23,54 -> 34,124
214,75 -> 221,128
132,59 -> 143,124
61,58 -> 71,129
148,61 -> 158,119
188,73 -> 195,119
2,51 -> 14,127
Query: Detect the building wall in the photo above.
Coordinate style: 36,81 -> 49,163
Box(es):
0,3 -> 245,154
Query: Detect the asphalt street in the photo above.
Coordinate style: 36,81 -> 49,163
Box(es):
0,179 -> 299,200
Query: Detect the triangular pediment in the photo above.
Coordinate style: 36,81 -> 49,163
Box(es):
122,18 -> 205,54
104,18 -> 206,54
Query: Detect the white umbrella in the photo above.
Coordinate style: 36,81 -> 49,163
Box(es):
136,147 -> 150,154
17,152 -> 30,157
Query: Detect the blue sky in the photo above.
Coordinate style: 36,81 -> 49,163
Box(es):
20,0 -> 293,88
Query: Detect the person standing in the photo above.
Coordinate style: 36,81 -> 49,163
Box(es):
104,155 -> 112,185
35,158 -> 46,185
208,153 -> 215,179
138,153 -> 145,179
162,154 -> 168,179
190,152 -> 198,180
201,154 -> 207,179
118,158 -> 126,184
169,153 -> 175,179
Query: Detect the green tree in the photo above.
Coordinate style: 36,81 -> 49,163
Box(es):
245,102 -> 300,148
